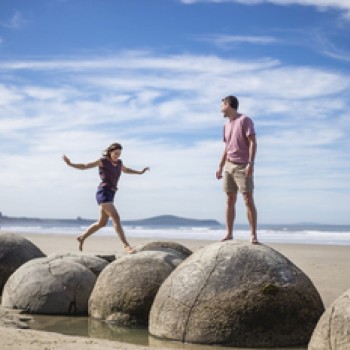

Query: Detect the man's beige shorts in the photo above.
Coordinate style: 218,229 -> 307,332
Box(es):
223,161 -> 254,193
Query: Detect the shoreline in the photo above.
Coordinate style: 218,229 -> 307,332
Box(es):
1,232 -> 350,349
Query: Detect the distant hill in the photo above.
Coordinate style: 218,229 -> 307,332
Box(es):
123,215 -> 221,227
0,213 -> 221,227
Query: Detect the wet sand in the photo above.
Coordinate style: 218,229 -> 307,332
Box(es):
1,232 -> 350,349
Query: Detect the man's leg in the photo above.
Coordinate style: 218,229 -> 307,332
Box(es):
242,192 -> 258,243
222,192 -> 237,241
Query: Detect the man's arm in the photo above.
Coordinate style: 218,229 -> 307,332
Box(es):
246,134 -> 257,177
216,148 -> 227,180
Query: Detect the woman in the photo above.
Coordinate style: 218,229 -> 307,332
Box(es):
63,143 -> 150,254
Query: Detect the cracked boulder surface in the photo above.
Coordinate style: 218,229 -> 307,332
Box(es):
89,249 -> 187,327
1,257 -> 96,315
149,241 -> 324,348
0,233 -> 45,295
308,288 -> 350,350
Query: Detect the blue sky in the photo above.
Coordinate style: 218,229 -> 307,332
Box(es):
0,0 -> 349,225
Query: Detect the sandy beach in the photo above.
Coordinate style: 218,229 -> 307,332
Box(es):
1,232 -> 350,349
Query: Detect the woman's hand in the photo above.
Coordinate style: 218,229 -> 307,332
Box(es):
62,155 -> 71,166
141,167 -> 150,174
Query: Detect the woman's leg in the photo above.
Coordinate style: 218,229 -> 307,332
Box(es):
100,202 -> 135,253
77,207 -> 109,251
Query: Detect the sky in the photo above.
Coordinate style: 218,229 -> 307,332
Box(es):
0,0 -> 349,225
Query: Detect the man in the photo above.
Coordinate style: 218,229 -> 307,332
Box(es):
216,95 -> 258,244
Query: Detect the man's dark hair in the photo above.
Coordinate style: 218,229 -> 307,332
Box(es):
224,95 -> 239,110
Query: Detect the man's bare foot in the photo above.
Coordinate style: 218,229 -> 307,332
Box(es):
221,236 -> 233,242
251,237 -> 259,244
77,236 -> 84,251
124,245 -> 136,254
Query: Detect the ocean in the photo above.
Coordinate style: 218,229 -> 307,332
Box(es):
2,222 -> 350,245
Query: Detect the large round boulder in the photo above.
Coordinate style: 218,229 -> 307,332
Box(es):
0,232 -> 45,294
308,288 -> 350,350
89,250 -> 186,326
149,241 -> 324,348
1,257 -> 96,315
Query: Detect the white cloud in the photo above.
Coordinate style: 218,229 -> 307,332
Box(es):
198,34 -> 279,47
311,32 -> 350,62
0,51 -> 279,74
0,51 -> 349,224
180,0 -> 350,19
198,30 -> 350,64
0,10 -> 26,29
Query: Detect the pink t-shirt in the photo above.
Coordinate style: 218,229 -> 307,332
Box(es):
223,114 -> 255,164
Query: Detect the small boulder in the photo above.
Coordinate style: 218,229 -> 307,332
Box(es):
0,233 -> 45,294
149,241 -> 324,348
308,288 -> 350,350
136,241 -> 192,257
47,252 -> 109,276
1,257 -> 96,315
89,250 -> 185,326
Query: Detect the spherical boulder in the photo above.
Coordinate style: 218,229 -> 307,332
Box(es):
1,257 -> 96,315
136,240 -> 192,258
89,250 -> 186,326
149,241 -> 324,348
0,232 -> 45,294
308,288 -> 350,350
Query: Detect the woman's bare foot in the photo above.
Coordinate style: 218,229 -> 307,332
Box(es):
77,236 -> 84,251
124,245 -> 136,254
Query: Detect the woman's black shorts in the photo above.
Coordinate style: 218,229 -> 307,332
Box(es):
96,187 -> 115,205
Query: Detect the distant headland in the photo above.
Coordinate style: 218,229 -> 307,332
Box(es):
0,212 -> 221,228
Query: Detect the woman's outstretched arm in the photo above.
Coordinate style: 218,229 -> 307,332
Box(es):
122,165 -> 150,174
62,155 -> 100,170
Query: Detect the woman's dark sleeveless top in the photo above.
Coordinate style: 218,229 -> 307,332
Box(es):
98,157 -> 122,191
